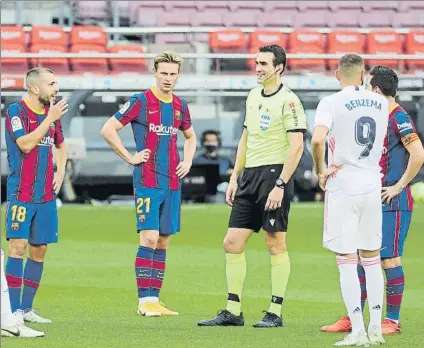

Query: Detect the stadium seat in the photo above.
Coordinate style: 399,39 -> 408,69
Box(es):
264,0 -> 297,12
164,0 -> 198,11
223,10 -> 260,27
393,12 -> 424,28
30,26 -> 67,47
135,9 -> 164,26
155,33 -> 188,44
360,1 -> 399,12
328,1 -> 362,11
1,44 -> 28,74
129,1 -> 165,23
399,0 -> 424,12
327,10 -> 360,27
70,26 -> 107,48
229,1 -> 263,11
29,44 -> 69,74
405,30 -> 424,70
297,1 -> 329,12
1,25 -> 25,47
358,10 -> 396,27
70,44 -> 108,74
288,30 -> 326,71
196,1 -> 229,11
109,45 -> 147,73
366,31 -> 402,69
257,10 -> 296,28
327,31 -> 364,69
192,11 -> 225,26
247,31 -> 287,70
209,30 -> 247,51
295,11 -> 330,27
156,10 -> 195,26
75,0 -> 109,20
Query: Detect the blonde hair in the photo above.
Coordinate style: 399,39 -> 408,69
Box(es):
338,53 -> 364,78
154,50 -> 183,72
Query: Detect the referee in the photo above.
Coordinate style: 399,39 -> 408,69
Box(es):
198,45 -> 307,328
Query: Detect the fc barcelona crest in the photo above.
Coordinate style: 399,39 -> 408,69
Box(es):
11,222 -> 19,230
175,110 -> 181,120
139,214 -> 146,222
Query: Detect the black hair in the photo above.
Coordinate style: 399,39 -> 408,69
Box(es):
201,130 -> 222,147
369,65 -> 398,97
259,45 -> 287,74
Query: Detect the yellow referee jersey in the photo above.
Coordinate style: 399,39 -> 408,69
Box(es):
243,84 -> 307,168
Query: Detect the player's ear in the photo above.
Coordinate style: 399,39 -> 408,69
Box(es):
335,69 -> 341,82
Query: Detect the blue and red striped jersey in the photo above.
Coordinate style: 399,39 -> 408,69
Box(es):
114,89 -> 192,191
5,100 -> 65,203
380,104 -> 418,211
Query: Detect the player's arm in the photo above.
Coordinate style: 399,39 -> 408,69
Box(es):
388,115 -> 424,191
311,97 -> 334,189
279,97 -> 307,183
10,100 -> 68,153
176,102 -> 197,178
101,97 -> 150,165
229,128 -> 248,183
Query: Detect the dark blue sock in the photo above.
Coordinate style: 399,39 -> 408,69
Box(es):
385,266 -> 405,322
5,257 -> 23,312
151,249 -> 166,298
357,264 -> 367,311
135,246 -> 154,299
21,259 -> 44,311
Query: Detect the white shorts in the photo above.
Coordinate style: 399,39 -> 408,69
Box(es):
323,187 -> 382,254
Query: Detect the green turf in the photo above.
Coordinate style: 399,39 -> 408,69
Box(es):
1,203 -> 423,348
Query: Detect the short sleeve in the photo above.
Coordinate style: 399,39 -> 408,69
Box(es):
6,104 -> 26,140
113,96 -> 142,126
54,120 -> 64,146
180,101 -> 192,131
283,95 -> 307,132
393,111 -> 419,147
314,96 -> 334,131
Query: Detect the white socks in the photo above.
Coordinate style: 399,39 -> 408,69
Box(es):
361,255 -> 384,330
1,250 -> 17,328
138,296 -> 159,306
336,255 -> 365,335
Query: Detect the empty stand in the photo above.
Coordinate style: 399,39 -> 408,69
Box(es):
256,10 -> 295,28
247,31 -> 287,69
1,44 -> 28,74
359,10 -> 397,27
70,26 -> 107,47
70,44 -> 108,74
399,1 -> 424,12
192,11 -> 225,27
288,30 -> 326,71
229,1 -> 264,12
109,45 -> 147,73
223,10 -> 260,27
327,10 -> 361,27
210,30 -> 248,71
328,1 -> 362,11
360,1 -> 399,12
30,44 -> 69,74
1,25 -> 25,47
297,1 -> 329,12
164,0 -> 197,11
75,0 -> 109,20
393,12 -> 424,28
196,1 -> 229,11
295,11 -> 330,27
156,10 -> 195,27
264,0 -> 297,12
327,31 -> 364,69
366,31 -> 403,69
30,26 -> 67,47
405,30 -> 424,70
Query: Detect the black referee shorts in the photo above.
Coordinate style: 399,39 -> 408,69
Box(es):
228,164 -> 293,233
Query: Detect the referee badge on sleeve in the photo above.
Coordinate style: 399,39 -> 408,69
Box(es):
260,113 -> 272,131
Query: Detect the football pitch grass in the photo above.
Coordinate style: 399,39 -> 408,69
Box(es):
1,203 -> 423,348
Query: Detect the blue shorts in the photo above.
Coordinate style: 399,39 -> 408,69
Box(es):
134,187 -> 181,235
5,200 -> 58,245
381,211 -> 412,258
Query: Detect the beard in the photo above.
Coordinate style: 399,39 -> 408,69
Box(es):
38,94 -> 51,106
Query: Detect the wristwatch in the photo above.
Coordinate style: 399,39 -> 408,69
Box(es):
275,178 -> 286,189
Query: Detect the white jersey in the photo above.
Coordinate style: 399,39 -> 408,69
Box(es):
314,85 -> 389,195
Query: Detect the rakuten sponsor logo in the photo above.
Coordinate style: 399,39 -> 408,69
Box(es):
149,123 -> 178,135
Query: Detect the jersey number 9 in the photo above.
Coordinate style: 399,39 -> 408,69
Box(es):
355,116 -> 376,159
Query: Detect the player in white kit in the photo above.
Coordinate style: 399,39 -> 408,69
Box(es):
311,54 -> 387,346
1,249 -> 44,338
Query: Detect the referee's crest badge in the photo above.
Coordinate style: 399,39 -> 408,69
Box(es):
260,113 -> 272,131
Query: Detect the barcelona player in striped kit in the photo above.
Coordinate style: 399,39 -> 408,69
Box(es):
321,66 -> 424,336
4,67 -> 68,325
101,51 -> 197,317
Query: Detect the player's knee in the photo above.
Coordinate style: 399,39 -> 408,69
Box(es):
140,231 -> 159,249
381,257 -> 401,269
29,244 -> 47,262
359,249 -> 380,258
8,239 -> 27,258
223,235 -> 244,254
157,236 -> 170,249
265,236 -> 286,255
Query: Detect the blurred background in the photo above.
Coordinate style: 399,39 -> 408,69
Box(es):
1,0 -> 424,205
